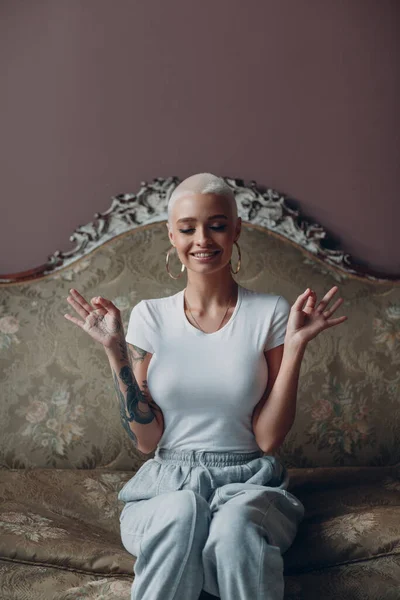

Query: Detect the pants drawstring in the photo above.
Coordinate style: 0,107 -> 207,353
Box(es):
179,464 -> 191,489
198,450 -> 216,489
156,449 -> 217,491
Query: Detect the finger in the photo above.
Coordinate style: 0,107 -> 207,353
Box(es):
303,290 -> 317,313
315,286 -> 339,313
294,288 -> 313,311
94,296 -> 119,312
64,313 -> 85,328
325,315 -> 348,327
67,295 -> 90,320
323,296 -> 344,318
90,297 -> 102,308
69,289 -> 93,314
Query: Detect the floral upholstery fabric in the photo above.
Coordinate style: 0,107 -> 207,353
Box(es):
0,465 -> 399,599
0,221 -> 399,599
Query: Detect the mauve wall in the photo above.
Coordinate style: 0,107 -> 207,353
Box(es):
0,0 -> 399,276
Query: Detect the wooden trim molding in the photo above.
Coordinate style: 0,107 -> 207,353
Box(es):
1,176 -> 399,284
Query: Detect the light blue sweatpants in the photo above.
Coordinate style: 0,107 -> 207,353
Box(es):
118,447 -> 305,600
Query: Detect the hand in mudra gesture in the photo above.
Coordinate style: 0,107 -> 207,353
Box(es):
64,288 -> 123,348
285,286 -> 348,347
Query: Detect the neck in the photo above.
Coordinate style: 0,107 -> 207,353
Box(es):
184,269 -> 238,314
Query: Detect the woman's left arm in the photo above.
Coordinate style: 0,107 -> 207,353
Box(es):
255,286 -> 348,454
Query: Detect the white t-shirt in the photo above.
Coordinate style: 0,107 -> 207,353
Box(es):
125,284 -> 291,453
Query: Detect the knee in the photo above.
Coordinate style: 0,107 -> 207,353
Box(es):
205,507 -> 255,553
161,490 -> 211,530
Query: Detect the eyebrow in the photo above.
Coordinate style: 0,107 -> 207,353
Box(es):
176,214 -> 228,224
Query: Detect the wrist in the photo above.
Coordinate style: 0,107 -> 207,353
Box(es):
283,336 -> 307,355
104,335 -> 126,354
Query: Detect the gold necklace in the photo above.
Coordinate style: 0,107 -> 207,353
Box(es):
184,288 -> 235,333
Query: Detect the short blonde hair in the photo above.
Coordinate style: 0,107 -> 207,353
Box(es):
167,173 -> 238,226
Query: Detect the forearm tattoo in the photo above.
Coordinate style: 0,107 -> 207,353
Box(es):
127,346 -> 162,419
112,365 -> 155,445
117,338 -> 129,363
128,344 -> 147,365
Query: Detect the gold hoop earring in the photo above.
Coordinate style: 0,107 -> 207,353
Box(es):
166,246 -> 186,279
230,241 -> 241,274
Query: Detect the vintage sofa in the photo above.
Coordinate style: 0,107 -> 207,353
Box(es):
0,176 -> 399,600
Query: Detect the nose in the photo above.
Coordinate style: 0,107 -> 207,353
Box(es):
194,226 -> 215,247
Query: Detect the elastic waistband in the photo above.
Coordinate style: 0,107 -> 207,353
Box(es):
154,447 -> 264,466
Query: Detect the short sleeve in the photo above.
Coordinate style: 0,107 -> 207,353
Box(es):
264,295 -> 291,351
125,301 -> 156,354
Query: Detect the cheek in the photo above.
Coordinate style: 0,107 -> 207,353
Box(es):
177,243 -> 191,255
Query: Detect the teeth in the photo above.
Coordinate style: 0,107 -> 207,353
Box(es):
193,252 -> 217,257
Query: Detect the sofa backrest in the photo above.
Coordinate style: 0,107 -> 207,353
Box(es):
1,178 -> 399,470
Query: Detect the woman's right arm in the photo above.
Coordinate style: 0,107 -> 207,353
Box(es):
64,289 -> 163,455
104,338 -> 163,454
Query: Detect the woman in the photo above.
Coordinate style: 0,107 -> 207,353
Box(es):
64,173 -> 347,600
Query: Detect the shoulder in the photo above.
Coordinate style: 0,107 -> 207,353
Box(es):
131,292 -> 178,323
243,287 -> 289,313
139,292 -> 177,312
273,294 -> 291,315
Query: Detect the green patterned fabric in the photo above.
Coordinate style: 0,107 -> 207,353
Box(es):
0,221 -> 399,599
1,222 -> 398,469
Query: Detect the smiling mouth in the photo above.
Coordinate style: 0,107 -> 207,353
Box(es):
191,251 -> 220,256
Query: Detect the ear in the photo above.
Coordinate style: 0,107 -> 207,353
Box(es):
166,223 -> 174,244
235,216 -> 242,238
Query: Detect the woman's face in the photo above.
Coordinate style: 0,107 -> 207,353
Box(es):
166,193 -> 241,274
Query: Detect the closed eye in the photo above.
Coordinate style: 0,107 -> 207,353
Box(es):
179,226 -> 226,234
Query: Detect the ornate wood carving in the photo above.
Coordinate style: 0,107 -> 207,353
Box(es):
1,176 -> 398,284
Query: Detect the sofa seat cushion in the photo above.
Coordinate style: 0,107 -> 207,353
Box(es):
0,468 -> 134,575
0,559 -> 135,600
283,554 -> 400,600
283,462 -> 400,575
1,559 -> 399,600
0,465 -> 399,584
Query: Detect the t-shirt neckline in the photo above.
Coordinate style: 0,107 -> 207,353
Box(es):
180,284 -> 243,337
